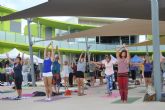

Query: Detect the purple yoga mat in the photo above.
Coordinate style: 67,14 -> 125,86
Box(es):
101,92 -> 120,99
34,96 -> 70,102
22,94 -> 34,97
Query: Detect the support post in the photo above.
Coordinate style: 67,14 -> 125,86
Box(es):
146,45 -> 149,55
151,0 -> 161,101
129,35 -> 131,45
27,18 -> 36,87
85,37 -> 89,71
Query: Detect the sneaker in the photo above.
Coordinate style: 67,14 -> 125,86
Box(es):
45,97 -> 49,101
48,97 -> 51,101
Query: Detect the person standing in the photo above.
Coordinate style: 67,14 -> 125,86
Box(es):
143,55 -> 153,94
43,42 -> 54,101
116,44 -> 130,103
5,63 -> 13,86
89,61 -> 96,87
52,46 -> 61,94
76,51 -> 86,96
6,53 -> 24,100
69,62 -> 77,87
22,58 -> 30,86
93,55 -> 116,95
130,63 -> 138,83
61,61 -> 70,90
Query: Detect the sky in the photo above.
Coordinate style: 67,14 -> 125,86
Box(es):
0,0 -> 48,11
0,0 -> 74,21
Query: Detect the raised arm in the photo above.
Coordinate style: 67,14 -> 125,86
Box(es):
78,51 -> 84,62
51,42 -> 54,62
6,54 -> 14,64
116,46 -> 123,59
44,42 -> 51,58
124,45 -> 130,62
84,51 -> 87,62
56,45 -> 61,64
21,52 -> 24,65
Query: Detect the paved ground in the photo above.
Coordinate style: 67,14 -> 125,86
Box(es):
0,82 -> 165,110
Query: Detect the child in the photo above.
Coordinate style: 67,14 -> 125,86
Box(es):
61,61 -> 70,90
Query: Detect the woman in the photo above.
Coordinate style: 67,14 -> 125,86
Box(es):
6,53 -> 24,100
143,55 -> 153,93
43,42 -> 54,101
52,46 -> 61,94
116,44 -> 130,103
89,61 -> 96,87
96,64 -> 104,85
130,63 -> 138,83
5,63 -> 13,86
61,61 -> 70,90
139,63 -> 144,84
94,55 -> 116,95
76,51 -> 86,96
22,58 -> 30,86
69,62 -> 77,86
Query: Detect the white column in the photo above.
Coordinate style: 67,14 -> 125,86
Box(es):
151,0 -> 161,100
27,18 -> 36,86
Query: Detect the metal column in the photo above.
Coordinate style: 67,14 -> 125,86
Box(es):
151,0 -> 161,100
146,45 -> 149,55
27,18 -> 36,87
129,35 -> 131,45
85,37 -> 89,71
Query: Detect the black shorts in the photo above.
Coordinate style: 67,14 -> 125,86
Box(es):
14,76 -> 23,90
76,71 -> 84,78
89,72 -> 95,77
144,71 -> 152,78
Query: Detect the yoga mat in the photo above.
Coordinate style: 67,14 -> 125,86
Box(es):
34,96 -> 70,102
90,85 -> 102,88
101,92 -> 120,99
112,97 -> 141,104
128,86 -> 137,90
0,96 -> 30,101
22,94 -> 34,97
139,90 -> 146,93
0,90 -> 15,93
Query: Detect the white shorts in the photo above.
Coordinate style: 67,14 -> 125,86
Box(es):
61,71 -> 69,78
43,72 -> 53,77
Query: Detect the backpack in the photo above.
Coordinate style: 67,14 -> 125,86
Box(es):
135,80 -> 140,85
32,91 -> 46,97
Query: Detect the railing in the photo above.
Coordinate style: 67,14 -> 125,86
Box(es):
0,31 -> 165,51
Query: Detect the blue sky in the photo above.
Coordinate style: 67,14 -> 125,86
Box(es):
0,0 -> 47,11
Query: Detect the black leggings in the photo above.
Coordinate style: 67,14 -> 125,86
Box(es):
130,70 -> 136,80
15,76 -> 23,90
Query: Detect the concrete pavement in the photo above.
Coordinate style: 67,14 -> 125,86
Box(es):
0,82 -> 165,110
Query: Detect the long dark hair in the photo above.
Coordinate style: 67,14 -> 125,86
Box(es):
119,50 -> 127,59
16,56 -> 22,64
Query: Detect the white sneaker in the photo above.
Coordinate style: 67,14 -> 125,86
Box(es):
48,97 -> 51,101
45,97 -> 49,101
